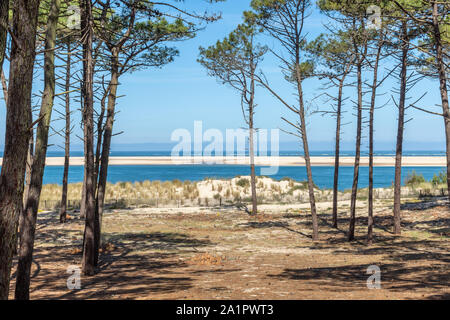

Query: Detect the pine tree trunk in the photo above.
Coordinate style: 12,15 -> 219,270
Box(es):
94,52 -> 119,265
368,35 -> 383,244
249,72 -> 257,216
296,66 -> 318,240
80,172 -> 86,219
1,69 -> 7,102
332,77 -> 345,228
94,93 -> 106,192
0,0 -> 8,73
348,61 -> 363,242
81,0 -> 96,276
393,21 -> 409,236
23,134 -> 34,209
0,0 -> 40,300
432,2 -> 450,202
16,128 -> 33,256
15,0 -> 61,300
60,43 -> 71,223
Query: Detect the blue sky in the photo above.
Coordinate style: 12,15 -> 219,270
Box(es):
0,0 -> 446,152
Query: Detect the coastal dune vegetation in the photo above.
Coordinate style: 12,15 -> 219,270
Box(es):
37,171 -> 449,210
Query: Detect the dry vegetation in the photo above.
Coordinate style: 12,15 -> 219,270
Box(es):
9,195 -> 449,300
39,175 -> 448,210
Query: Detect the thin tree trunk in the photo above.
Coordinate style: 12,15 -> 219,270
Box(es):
295,66 -> 318,240
15,0 -> 61,300
17,129 -> 33,256
0,0 -> 40,300
332,77 -> 346,228
80,172 -> 86,219
0,0 -> 8,74
94,52 -> 119,266
60,43 -> 72,223
249,70 -> 257,216
348,61 -> 363,242
80,77 -> 86,220
23,134 -> 34,209
432,2 -> 450,202
81,0 -> 96,276
94,88 -> 107,190
249,124 -> 257,216
1,70 -> 7,102
368,35 -> 383,244
393,21 -> 409,236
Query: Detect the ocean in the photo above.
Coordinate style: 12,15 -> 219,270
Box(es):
0,150 -> 445,190
40,164 -> 445,191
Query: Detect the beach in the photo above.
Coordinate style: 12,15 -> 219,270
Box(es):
0,155 -> 445,167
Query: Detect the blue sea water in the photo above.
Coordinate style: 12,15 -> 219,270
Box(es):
1,150 -> 445,190
39,165 -> 445,191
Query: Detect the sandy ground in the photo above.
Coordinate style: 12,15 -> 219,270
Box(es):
8,198 -> 449,300
0,156 -> 446,166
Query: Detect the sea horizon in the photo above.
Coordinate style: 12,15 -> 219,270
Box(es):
3,149 -> 445,158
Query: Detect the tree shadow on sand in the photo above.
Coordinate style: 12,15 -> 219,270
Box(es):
20,228 -> 214,299
268,262 -> 449,295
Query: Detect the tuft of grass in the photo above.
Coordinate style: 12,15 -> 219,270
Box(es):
235,178 -> 250,188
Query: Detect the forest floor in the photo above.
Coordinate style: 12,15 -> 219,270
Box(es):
8,197 -> 450,300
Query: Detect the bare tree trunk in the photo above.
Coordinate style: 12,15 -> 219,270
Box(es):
348,61 -> 363,242
23,134 -> 34,209
393,21 -> 409,236
94,52 -> 119,266
0,0 -> 7,74
1,70 -> 7,102
249,125 -> 257,216
17,128 -> 33,256
80,172 -> 86,219
249,72 -> 257,216
296,66 -> 318,240
15,0 -> 61,300
332,77 -> 345,228
60,43 -> 72,223
94,87 -> 107,192
0,0 -> 40,300
81,0 -> 96,276
432,2 -> 450,202
368,35 -> 383,244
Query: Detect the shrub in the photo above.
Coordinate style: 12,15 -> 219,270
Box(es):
431,170 -> 447,186
405,170 -> 426,186
236,178 -> 250,188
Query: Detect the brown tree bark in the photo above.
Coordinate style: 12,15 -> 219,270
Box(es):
15,0 -> 61,300
431,2 -> 450,202
1,69 -> 7,102
368,34 -> 384,244
296,66 -> 319,241
81,0 -> 97,276
348,61 -> 363,242
0,0 -> 40,300
249,73 -> 257,216
0,0 -> 8,74
94,82 -> 108,192
80,172 -> 86,219
393,21 -> 409,236
94,51 -> 119,265
17,123 -> 33,256
332,76 -> 346,228
60,43 -> 72,223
